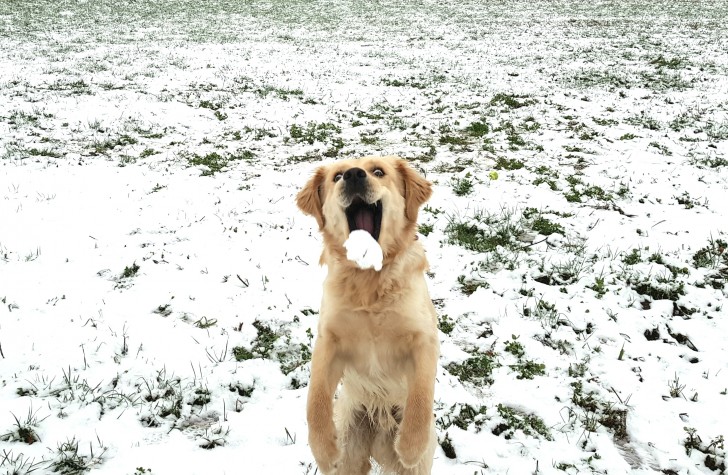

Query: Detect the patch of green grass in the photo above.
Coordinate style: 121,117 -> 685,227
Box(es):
439,433 -> 456,459
674,191 -> 701,209
289,122 -> 341,145
465,120 -> 489,137
509,360 -> 546,380
631,278 -> 685,301
504,337 -> 525,358
359,132 -> 379,145
8,110 -> 40,126
690,155 -> 728,168
23,147 -> 62,158
490,93 -> 534,109
692,238 -> 727,268
623,248 -> 642,265
531,216 -> 564,236
232,346 -> 254,361
592,117 -> 619,126
418,223 -> 434,236
626,114 -> 661,130
563,175 -> 612,203
439,135 -> 470,146
649,253 -> 689,277
705,121 -> 728,141
186,150 -> 254,176
91,135 -> 138,155
438,315 -> 455,335
521,117 -> 540,132
588,276 -> 607,298
48,79 -> 91,94
140,148 -> 158,158
445,221 -> 515,253
199,100 -> 222,110
451,176 -> 474,196
506,130 -> 526,148
649,141 -> 671,155
651,55 -> 684,69
619,133 -> 637,140
494,156 -> 524,170
493,405 -> 552,440
533,176 -> 559,190
568,68 -> 631,89
457,275 -> 489,295
446,353 -> 500,386
121,263 -> 140,278
439,403 -> 488,432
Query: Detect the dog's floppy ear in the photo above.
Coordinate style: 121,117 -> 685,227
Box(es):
396,159 -> 432,223
296,167 -> 327,229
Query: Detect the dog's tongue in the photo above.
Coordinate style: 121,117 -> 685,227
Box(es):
355,208 -> 375,235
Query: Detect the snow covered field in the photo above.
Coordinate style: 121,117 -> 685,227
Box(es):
1,1 -> 727,473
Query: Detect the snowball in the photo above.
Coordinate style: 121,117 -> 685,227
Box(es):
344,230 -> 383,271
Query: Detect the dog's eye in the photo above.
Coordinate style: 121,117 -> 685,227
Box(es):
372,168 -> 384,178
333,172 -> 343,182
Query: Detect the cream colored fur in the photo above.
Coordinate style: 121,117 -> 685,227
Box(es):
297,156 -> 439,475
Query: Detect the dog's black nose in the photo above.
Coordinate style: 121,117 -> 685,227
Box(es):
343,167 -> 367,192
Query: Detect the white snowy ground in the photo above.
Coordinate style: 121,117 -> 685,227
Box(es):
1,1 -> 727,474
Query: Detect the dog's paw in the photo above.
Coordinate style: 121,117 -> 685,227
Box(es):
394,422 -> 430,468
309,428 -> 340,474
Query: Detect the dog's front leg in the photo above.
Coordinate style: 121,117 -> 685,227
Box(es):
307,332 -> 343,473
395,332 -> 438,468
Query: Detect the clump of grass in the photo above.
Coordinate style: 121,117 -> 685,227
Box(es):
438,315 -> 455,335
121,263 -> 140,279
625,114 -> 661,131
490,93 -> 534,109
674,191 -> 702,209
186,150 -> 254,176
509,360 -> 546,379
648,253 -> 689,277
418,223 -> 434,236
465,120 -> 489,137
521,298 -> 559,327
588,276 -> 607,298
494,156 -> 524,170
439,135 -> 470,146
445,212 -> 522,254
623,248 -> 642,265
630,275 -> 686,301
232,320 -> 311,377
563,175 -> 612,203
451,176 -> 474,196
457,275 -> 488,295
692,238 -> 727,268
1,407 -> 46,444
446,353 -> 500,386
592,117 -> 619,126
504,337 -> 525,358
289,122 -> 341,145
438,403 -> 488,432
530,216 -> 564,236
91,135 -> 138,155
48,437 -> 106,474
439,433 -> 456,459
649,141 -> 671,155
651,55 -> 684,69
493,405 -> 552,440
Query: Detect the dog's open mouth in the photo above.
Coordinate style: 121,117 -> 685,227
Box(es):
345,198 -> 382,241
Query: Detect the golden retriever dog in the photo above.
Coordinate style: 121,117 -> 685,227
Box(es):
296,156 -> 439,475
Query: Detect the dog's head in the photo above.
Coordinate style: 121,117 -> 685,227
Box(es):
297,156 -> 432,263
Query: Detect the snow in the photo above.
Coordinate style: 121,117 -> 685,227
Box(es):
344,230 -> 383,271
1,1 -> 728,474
